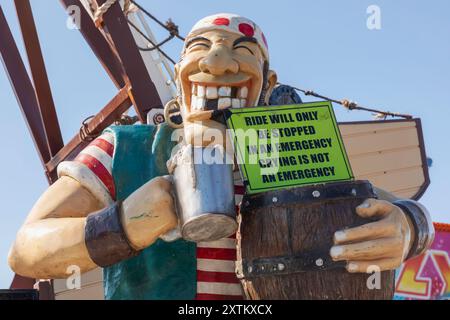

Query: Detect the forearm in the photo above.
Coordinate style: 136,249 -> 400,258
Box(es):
9,176 -> 178,279
9,200 -> 145,279
9,217 -> 96,279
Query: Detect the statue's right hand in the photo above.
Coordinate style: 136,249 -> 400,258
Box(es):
121,176 -> 178,250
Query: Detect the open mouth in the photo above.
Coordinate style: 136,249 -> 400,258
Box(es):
190,82 -> 249,111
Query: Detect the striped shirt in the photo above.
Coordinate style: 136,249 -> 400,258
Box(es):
75,132 -> 116,199
59,132 -> 244,300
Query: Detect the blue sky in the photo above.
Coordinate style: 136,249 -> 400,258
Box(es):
0,0 -> 449,288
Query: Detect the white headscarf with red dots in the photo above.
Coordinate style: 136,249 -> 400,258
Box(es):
185,13 -> 269,61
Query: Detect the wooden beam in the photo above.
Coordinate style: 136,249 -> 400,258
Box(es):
14,0 -> 64,158
0,6 -> 52,179
46,85 -> 132,174
59,0 -> 127,89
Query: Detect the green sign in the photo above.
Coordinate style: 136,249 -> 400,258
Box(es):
226,101 -> 354,194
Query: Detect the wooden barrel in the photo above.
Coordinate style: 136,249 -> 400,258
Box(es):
236,180 -> 395,300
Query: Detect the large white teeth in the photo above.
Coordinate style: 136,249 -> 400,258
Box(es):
239,87 -> 248,99
232,98 -> 241,108
190,84 -> 249,110
197,97 -> 206,109
218,97 -> 232,110
191,95 -> 197,109
218,86 -> 231,97
206,87 -> 218,99
197,86 -> 205,98
191,95 -> 203,110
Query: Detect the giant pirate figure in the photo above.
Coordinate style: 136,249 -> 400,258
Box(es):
8,14 -> 434,300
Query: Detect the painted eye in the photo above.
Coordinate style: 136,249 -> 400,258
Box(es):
188,43 -> 210,51
233,45 -> 254,55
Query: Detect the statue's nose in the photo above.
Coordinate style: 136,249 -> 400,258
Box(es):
199,46 -> 239,75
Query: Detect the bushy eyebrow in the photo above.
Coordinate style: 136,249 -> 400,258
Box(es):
233,36 -> 257,47
185,36 -> 211,48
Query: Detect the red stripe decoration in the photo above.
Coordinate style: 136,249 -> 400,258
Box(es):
75,153 -> 116,199
234,185 -> 245,195
196,293 -> 244,300
197,247 -> 236,260
197,270 -> 240,284
89,138 -> 114,157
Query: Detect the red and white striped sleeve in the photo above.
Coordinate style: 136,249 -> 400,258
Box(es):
57,132 -> 116,206
196,234 -> 243,300
194,183 -> 246,300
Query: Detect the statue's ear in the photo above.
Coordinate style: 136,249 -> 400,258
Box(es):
164,98 -> 184,128
165,64 -> 184,128
263,70 -> 278,105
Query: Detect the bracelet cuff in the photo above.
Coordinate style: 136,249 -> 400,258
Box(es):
85,201 -> 140,267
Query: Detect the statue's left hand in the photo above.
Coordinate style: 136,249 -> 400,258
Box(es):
330,198 -> 413,273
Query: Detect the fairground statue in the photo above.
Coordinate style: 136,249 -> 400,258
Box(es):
8,13 -> 435,300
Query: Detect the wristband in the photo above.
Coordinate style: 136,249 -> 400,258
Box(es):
85,201 -> 140,267
393,200 -> 435,259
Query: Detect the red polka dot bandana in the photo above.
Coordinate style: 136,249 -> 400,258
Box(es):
185,13 -> 269,60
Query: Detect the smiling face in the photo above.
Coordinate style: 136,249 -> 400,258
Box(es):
172,15 -> 277,148
175,29 -> 273,123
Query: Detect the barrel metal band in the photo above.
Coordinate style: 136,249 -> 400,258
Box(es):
237,251 -> 347,279
240,180 -> 376,213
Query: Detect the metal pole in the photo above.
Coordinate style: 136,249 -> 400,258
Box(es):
14,0 -> 64,158
0,6 -> 52,180
45,86 -> 132,175
60,0 -> 127,89
94,0 -> 163,123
